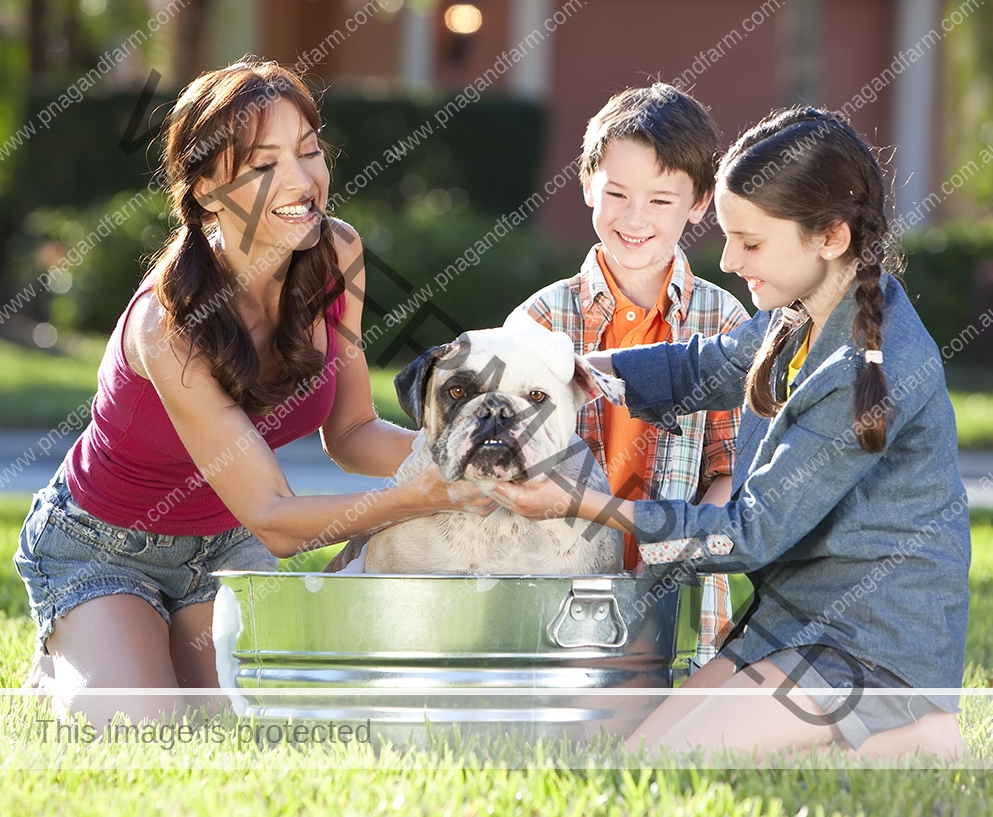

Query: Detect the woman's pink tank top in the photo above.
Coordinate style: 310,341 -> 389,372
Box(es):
66,286 -> 346,535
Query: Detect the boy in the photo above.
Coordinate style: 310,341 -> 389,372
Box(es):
517,83 -> 748,667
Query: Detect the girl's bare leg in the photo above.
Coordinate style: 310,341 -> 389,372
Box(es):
625,656 -> 736,754
852,711 -> 967,761
634,659 -> 843,760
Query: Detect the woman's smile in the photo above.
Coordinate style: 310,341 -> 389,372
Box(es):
271,197 -> 320,223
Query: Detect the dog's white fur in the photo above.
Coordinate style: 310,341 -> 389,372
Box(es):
340,314 -> 625,575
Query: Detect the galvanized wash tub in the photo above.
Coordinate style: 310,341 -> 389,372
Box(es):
213,569 -> 702,746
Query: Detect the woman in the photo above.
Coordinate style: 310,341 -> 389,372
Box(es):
15,60 -> 492,725
493,108 -> 970,760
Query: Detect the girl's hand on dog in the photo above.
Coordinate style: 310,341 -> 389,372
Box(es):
489,474 -> 578,521
407,464 -> 499,516
491,473 -> 635,534
582,350 -> 615,375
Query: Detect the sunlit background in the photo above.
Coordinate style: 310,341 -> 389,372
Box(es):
0,0 -> 990,367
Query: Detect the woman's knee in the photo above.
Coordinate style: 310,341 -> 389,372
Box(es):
47,594 -> 177,688
169,602 -> 220,688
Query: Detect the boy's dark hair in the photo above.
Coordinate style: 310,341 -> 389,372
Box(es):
580,83 -> 721,204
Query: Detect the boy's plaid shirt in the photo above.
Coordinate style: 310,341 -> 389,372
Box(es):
518,244 -> 749,665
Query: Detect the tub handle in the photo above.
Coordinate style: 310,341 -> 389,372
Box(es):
548,583 -> 628,649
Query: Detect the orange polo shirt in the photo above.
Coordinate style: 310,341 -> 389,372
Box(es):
598,249 -> 675,569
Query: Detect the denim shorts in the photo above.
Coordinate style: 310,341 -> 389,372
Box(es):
723,638 -> 946,750
14,466 -> 278,652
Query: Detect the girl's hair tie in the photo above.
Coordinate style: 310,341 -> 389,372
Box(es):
864,349 -> 883,365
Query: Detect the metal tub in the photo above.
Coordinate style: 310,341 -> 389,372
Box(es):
213,570 -> 700,746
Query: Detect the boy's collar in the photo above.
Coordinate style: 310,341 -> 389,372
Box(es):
579,244 -> 695,321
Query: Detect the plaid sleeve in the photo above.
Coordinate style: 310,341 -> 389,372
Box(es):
699,292 -> 749,483
694,289 -> 747,665
700,409 -> 738,481
524,299 -> 554,331
695,573 -> 734,665
517,281 -> 575,335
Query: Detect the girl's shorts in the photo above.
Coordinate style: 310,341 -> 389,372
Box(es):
722,638 -> 950,750
14,466 -> 278,652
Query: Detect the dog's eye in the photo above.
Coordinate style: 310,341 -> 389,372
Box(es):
529,390 -> 546,403
448,385 -> 466,399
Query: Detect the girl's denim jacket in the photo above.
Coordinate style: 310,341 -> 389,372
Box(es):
612,274 -> 970,697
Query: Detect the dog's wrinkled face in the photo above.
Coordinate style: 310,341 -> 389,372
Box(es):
396,315 -> 624,483
426,330 -> 576,483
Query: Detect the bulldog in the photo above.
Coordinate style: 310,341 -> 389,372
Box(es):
328,313 -> 626,575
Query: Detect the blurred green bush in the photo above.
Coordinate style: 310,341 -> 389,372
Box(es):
9,92 -> 171,213
3,90 -> 992,365
6,191 -> 585,357
900,223 -> 993,363
688,223 -> 993,367
340,201 -> 584,368
8,185 -> 993,370
320,93 -> 545,216
4,189 -> 171,333
0,87 -> 549,335
5,88 -> 544,217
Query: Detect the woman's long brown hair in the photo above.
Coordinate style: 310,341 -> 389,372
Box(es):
151,59 -> 343,414
720,108 -> 895,453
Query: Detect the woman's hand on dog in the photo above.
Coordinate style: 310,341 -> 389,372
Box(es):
407,464 -> 499,516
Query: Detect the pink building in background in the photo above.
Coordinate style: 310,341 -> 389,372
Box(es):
186,0 -> 950,241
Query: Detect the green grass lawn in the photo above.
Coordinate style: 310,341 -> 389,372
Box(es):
951,391 -> 993,450
0,338 -> 105,429
0,337 -> 414,430
0,336 -> 990,812
0,496 -> 991,814
367,362 -> 413,428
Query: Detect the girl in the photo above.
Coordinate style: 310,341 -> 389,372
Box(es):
494,108 -> 970,760
15,60 -> 492,725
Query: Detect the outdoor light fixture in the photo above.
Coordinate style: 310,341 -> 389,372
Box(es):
444,4 -> 482,35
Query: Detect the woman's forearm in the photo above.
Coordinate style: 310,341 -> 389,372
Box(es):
250,480 -> 434,558
323,418 -> 416,476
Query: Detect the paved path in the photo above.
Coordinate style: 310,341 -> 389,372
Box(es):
0,430 -> 391,497
1,429 -> 991,508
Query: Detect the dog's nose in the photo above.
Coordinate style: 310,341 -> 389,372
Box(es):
475,396 -> 515,422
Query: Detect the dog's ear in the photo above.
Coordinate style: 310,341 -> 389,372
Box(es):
572,355 -> 625,407
394,344 -> 455,428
